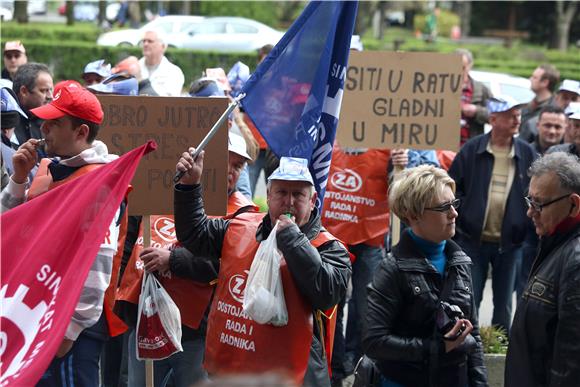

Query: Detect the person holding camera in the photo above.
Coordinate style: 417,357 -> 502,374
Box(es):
363,165 -> 487,387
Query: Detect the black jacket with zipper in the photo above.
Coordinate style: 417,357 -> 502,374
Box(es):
173,184 -> 352,387
363,230 -> 488,387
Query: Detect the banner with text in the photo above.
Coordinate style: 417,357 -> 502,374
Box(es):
97,96 -> 229,216
337,51 -> 462,151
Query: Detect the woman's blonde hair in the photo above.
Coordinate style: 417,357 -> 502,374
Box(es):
388,164 -> 456,224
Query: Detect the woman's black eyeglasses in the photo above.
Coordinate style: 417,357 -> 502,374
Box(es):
425,198 -> 461,213
524,193 -> 570,213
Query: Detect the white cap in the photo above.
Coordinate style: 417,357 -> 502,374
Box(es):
228,132 -> 251,160
350,35 -> 363,51
558,79 -> 580,95
487,95 -> 526,113
268,157 -> 314,185
566,102 -> 580,120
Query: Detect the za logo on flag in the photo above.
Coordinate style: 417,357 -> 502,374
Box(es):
228,271 -> 249,303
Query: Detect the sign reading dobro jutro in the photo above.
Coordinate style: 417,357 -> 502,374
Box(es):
337,51 -> 462,151
97,95 -> 229,216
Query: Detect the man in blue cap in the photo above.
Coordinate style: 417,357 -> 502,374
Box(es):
174,153 -> 351,386
449,95 -> 538,332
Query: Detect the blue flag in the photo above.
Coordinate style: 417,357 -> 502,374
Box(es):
241,1 -> 358,207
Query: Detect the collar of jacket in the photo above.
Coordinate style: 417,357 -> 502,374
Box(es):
393,230 -> 471,273
256,207 -> 321,243
475,132 -> 524,160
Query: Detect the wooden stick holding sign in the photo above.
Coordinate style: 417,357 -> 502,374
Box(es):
142,216 -> 154,387
173,93 -> 245,183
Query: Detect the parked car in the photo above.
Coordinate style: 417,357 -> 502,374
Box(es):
175,17 -> 284,52
97,15 -> 204,47
470,70 -> 534,104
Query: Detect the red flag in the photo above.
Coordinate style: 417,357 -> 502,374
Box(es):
0,141 -> 156,386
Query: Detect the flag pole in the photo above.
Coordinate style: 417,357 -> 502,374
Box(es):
173,93 -> 246,184
142,216 -> 155,387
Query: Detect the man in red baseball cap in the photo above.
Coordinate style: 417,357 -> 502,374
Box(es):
2,84 -> 124,386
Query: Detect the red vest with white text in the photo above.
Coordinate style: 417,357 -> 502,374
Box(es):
204,212 -> 337,383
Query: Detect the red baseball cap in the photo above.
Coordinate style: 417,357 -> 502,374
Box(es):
31,86 -> 103,124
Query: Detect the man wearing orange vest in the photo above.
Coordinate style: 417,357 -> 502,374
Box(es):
174,153 -> 351,387
121,132 -> 258,387
2,85 -> 123,386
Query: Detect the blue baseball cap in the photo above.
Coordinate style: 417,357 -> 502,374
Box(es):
189,77 -> 224,97
89,74 -> 138,96
83,59 -> 112,78
487,95 -> 526,114
268,157 -> 314,185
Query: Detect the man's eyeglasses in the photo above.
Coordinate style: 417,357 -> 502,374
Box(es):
425,198 -> 461,213
524,194 -> 570,213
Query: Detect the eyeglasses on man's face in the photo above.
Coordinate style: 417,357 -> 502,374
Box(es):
524,193 -> 571,213
4,52 -> 21,60
425,198 -> 461,213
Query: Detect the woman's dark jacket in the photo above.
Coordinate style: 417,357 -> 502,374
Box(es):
505,222 -> 580,387
363,230 -> 488,387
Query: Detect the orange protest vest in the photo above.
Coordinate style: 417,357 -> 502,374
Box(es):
321,147 -> 390,247
204,212 -> 338,384
116,192 -> 259,329
27,158 -> 129,336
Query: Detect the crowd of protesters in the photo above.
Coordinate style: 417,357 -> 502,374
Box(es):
1,27 -> 580,387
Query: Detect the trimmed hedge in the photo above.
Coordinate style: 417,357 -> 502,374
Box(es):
0,38 -> 257,88
1,22 -> 101,44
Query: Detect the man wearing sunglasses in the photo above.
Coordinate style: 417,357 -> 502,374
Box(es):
505,151 -> 580,386
449,95 -> 538,333
1,41 -> 28,82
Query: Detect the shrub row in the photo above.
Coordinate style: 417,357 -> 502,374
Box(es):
1,22 -> 101,45
0,39 -> 257,88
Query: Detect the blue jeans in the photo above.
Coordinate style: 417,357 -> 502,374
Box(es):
153,336 -> 207,387
466,241 -> 521,332
127,328 -> 145,386
248,149 -> 267,196
38,334 -> 104,387
344,244 -> 384,369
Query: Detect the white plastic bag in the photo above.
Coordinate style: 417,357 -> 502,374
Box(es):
243,221 -> 288,326
136,273 -> 183,360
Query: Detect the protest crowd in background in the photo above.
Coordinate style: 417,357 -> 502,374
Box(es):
1,2 -> 580,387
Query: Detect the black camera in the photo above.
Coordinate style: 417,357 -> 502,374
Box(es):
436,301 -> 465,340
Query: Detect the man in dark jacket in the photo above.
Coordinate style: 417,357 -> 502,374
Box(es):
12,62 -> 53,145
174,154 -> 351,387
449,95 -> 538,332
505,151 -> 580,386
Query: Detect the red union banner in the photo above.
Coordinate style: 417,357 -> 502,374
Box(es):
0,141 -> 156,386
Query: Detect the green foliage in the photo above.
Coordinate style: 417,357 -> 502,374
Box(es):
1,21 -> 101,45
253,196 -> 268,213
413,9 -> 460,38
198,1 -> 303,29
479,325 -> 508,354
0,38 -> 256,87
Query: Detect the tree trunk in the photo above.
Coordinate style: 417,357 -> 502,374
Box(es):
457,1 -> 471,37
181,1 -> 190,15
14,1 -> 28,24
552,0 -> 578,51
65,1 -> 75,26
98,0 -> 106,25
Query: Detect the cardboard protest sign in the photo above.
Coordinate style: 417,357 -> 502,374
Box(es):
337,51 -> 462,151
97,95 -> 229,216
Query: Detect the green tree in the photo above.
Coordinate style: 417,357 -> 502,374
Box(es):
14,1 -> 28,24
